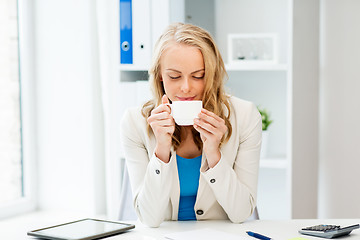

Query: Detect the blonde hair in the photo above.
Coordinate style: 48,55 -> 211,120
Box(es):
141,22 -> 232,150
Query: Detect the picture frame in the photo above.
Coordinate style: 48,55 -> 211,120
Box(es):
228,33 -> 278,65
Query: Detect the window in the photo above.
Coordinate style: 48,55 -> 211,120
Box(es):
0,0 -> 36,218
0,0 -> 23,204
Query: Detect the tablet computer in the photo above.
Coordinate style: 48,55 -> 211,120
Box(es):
27,218 -> 135,240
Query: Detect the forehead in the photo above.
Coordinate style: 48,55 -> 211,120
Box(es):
160,42 -> 204,70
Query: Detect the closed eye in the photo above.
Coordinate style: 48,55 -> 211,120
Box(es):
169,76 -> 181,79
193,75 -> 204,79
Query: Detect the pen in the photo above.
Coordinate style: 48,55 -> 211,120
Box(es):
246,231 -> 273,240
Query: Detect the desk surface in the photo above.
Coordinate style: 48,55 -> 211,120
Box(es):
1,211 -> 359,240
109,219 -> 360,240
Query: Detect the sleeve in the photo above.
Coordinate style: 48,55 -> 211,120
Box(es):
120,109 -> 176,227
200,103 -> 262,223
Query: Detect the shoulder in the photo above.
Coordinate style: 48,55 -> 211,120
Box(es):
120,106 -> 148,134
122,106 -> 144,121
228,95 -> 254,109
227,95 -> 261,130
228,95 -> 259,118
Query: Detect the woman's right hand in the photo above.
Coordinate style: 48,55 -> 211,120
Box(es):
147,95 -> 175,162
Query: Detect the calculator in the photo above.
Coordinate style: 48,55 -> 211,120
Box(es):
299,224 -> 359,238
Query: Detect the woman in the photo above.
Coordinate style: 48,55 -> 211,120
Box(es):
120,23 -> 262,227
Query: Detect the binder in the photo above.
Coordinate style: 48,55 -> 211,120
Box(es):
120,0 -> 151,66
120,0 -> 133,64
132,0 -> 151,66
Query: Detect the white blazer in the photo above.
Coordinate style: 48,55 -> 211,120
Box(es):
120,96 -> 262,227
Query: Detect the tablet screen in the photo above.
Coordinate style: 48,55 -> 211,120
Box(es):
28,219 -> 135,240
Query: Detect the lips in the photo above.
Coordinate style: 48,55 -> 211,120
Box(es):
177,96 -> 196,101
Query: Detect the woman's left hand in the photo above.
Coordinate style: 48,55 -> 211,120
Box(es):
193,108 -> 227,168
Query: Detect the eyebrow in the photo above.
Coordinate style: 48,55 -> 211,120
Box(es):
166,68 -> 205,74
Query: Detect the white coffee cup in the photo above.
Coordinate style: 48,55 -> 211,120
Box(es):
166,100 -> 202,126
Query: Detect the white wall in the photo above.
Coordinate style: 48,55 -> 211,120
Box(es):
215,0 -> 289,64
34,0 -> 106,215
318,0 -> 360,218
214,0 -> 289,159
291,0 -> 320,219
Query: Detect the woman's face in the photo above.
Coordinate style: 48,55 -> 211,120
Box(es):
160,43 -> 205,102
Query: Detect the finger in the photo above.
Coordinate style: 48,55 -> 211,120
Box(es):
151,104 -> 171,115
150,118 -> 174,127
161,95 -> 172,113
194,118 -> 219,135
201,108 -> 225,123
148,112 -> 173,123
193,123 -> 212,139
198,111 -> 223,128
162,94 -> 170,105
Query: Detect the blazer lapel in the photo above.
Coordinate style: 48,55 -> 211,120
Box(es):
170,147 -> 180,220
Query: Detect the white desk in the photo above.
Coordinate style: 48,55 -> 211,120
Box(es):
1,211 -> 359,240
107,219 -> 360,240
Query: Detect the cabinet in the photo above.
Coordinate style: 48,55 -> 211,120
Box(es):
213,0 -> 291,220
100,0 -> 319,220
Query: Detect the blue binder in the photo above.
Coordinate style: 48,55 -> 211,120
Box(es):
120,0 -> 133,64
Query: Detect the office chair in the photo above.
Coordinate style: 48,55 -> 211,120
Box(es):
118,162 -> 137,220
253,207 -> 260,220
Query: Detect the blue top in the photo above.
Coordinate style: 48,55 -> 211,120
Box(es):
176,154 -> 202,221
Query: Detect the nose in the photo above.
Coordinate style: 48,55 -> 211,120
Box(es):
180,78 -> 190,93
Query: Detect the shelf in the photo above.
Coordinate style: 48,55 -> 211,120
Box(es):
119,63 -> 288,72
225,63 -> 288,71
113,0 -> 292,222
259,157 -> 288,169
119,65 -> 148,71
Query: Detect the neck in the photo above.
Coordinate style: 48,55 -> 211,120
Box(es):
180,126 -> 194,140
